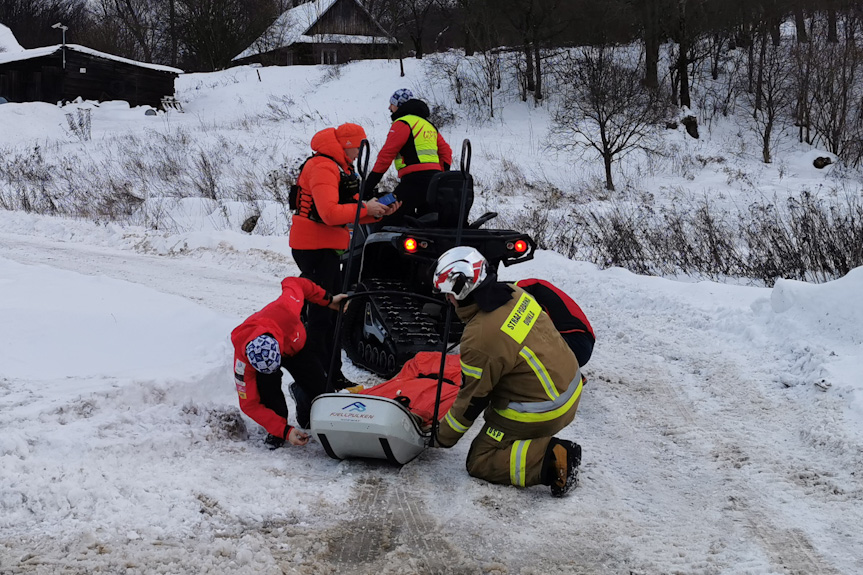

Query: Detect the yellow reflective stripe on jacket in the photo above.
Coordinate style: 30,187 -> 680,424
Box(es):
494,373 -> 583,423
519,346 -> 559,401
394,115 -> 440,170
500,292 -> 542,344
461,360 -> 483,380
444,411 -> 470,434
510,439 -> 532,487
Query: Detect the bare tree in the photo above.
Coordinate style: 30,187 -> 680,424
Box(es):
741,32 -> 794,163
403,0 -> 436,58
366,0 -> 408,74
497,0 -> 570,103
177,0 -> 278,71
426,42 -> 501,119
440,0 -> 481,56
809,14 -> 863,159
93,0 -> 164,62
793,5 -> 808,43
551,47 -> 667,191
791,14 -> 817,144
0,0 -> 89,49
674,0 -> 694,108
642,0 -> 662,88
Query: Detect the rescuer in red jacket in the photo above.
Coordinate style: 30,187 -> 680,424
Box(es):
363,89 -> 453,225
231,276 -> 346,449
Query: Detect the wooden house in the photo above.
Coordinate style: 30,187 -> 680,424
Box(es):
233,0 -> 397,67
0,44 -> 182,108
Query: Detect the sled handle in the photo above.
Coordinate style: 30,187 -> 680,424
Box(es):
344,138 -> 370,295
357,138 -> 370,180
459,139 -> 471,174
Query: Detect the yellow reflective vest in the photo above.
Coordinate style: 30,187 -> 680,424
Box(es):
393,114 -> 441,171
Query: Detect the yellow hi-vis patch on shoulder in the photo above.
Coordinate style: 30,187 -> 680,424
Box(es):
486,427 -> 504,442
500,292 -> 542,344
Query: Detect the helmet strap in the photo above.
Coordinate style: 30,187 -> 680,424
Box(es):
452,273 -> 467,298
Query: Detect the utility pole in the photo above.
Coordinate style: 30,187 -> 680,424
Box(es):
52,22 -> 68,69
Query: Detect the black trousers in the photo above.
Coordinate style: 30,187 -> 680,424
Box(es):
379,170 -> 439,227
563,332 -> 595,368
291,248 -> 343,378
256,345 -> 329,429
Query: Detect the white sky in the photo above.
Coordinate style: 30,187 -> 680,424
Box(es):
1,41 -> 862,574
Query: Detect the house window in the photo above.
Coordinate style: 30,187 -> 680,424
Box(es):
322,50 -> 337,65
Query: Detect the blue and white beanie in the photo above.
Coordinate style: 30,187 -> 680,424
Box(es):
390,88 -> 413,108
245,335 -> 281,374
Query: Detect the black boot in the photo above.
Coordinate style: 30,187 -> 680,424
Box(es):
542,438 -> 582,497
264,434 -> 285,450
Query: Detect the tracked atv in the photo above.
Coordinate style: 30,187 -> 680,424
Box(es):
310,140 -> 536,464
339,155 -> 536,378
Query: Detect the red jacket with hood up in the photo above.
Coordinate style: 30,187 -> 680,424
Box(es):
230,277 -> 331,437
289,127 -> 379,250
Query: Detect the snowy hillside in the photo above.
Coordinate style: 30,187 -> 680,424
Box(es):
1,50 -> 863,574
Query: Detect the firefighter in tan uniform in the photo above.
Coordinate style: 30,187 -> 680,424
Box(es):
431,246 -> 584,496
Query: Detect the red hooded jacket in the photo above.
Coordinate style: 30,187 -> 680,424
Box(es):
230,277 -> 331,437
289,127 -> 379,250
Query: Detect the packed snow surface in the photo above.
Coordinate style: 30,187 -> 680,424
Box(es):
1,48 -> 861,574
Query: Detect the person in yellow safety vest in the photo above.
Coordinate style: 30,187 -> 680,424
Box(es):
363,88 -> 453,226
430,246 -> 584,497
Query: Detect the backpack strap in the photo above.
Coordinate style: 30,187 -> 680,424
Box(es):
293,153 -> 352,220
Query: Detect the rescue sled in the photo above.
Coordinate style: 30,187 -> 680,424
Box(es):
310,352 -> 460,465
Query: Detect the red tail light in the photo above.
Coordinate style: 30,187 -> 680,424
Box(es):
403,237 -> 418,252
514,240 -> 528,253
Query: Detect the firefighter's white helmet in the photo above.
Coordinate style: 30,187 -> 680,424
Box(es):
432,246 -> 488,300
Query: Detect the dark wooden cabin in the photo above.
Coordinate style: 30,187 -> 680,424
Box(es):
0,44 -> 182,108
233,0 -> 397,67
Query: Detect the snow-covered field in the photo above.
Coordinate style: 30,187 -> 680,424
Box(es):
2,30 -> 863,574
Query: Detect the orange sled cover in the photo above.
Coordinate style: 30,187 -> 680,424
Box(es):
357,351 -> 461,426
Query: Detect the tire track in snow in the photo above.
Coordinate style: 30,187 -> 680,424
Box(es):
606,345 -> 851,575
324,471 -> 478,575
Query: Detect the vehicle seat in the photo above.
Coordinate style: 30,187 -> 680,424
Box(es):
422,171 -> 473,228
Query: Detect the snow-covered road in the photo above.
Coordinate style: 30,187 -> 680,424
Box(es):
2,219 -> 861,575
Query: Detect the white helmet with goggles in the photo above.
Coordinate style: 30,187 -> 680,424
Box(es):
432,246 -> 488,300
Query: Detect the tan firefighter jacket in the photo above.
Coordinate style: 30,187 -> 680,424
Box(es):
437,285 -> 582,447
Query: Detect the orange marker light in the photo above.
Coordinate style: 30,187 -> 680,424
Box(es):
404,237 -> 418,252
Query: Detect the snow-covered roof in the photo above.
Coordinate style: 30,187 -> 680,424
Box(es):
233,0 -> 396,61
0,23 -> 24,53
0,44 -> 183,74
